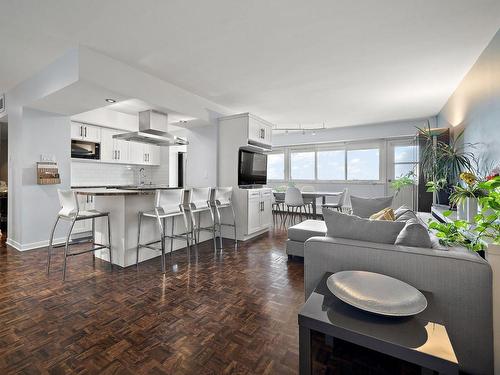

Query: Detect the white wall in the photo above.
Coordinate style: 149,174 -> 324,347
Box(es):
176,125 -> 218,188
8,108 -> 71,250
438,29 -> 500,174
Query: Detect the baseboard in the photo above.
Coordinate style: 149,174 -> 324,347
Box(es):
6,237 -> 67,251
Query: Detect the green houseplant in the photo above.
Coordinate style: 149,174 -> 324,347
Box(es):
427,175 -> 500,256
390,171 -> 415,197
417,124 -> 477,205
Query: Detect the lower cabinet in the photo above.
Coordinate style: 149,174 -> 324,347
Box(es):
246,188 -> 272,235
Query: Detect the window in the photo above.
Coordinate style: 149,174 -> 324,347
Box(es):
394,145 -> 417,178
347,148 -> 380,180
317,150 -> 345,180
267,153 -> 285,180
290,151 -> 315,180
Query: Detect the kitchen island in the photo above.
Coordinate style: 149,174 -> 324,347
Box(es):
73,187 -> 211,268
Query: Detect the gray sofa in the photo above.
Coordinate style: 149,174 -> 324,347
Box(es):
303,235 -> 493,375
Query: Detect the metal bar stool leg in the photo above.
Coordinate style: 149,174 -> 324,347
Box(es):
92,217 -> 96,268
170,216 -> 175,257
47,216 -> 60,275
107,214 -> 113,270
62,218 -> 76,281
216,206 -> 223,250
156,215 -> 165,273
210,207 -> 217,253
136,212 -> 142,268
231,204 -> 237,249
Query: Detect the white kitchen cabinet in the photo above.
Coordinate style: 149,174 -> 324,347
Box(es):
246,188 -> 272,236
127,143 -> 161,165
144,144 -> 160,166
248,116 -> 273,147
71,122 -> 101,143
100,128 -> 129,163
128,142 -> 145,164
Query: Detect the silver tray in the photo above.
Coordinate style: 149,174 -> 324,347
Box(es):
327,271 -> 427,317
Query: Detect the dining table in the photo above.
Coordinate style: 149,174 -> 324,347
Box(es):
273,190 -> 343,219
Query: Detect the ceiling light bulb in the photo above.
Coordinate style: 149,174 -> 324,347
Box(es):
312,132 -> 316,136
105,98 -> 116,103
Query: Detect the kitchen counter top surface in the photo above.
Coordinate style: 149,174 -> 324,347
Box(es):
72,186 -> 188,196
73,188 -> 155,196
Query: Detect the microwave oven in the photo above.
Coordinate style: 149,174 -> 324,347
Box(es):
71,140 -> 100,160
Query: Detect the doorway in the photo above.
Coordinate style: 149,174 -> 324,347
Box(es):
386,139 -> 418,210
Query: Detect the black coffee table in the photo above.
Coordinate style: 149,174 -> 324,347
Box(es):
298,273 -> 458,374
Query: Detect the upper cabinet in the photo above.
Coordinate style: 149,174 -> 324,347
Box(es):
128,143 -> 160,166
71,121 -> 161,166
100,128 -> 129,163
71,122 -> 101,143
218,113 -> 273,150
248,116 -> 272,147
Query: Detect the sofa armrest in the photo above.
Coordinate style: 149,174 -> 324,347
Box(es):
304,236 -> 493,374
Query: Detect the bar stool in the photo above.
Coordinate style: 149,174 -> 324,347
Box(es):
136,189 -> 192,272
211,187 -> 237,250
186,187 -> 217,250
47,190 -> 112,281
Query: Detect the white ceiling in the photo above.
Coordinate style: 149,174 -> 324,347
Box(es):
0,0 -> 499,127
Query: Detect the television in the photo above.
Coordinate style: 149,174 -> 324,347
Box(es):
238,149 -> 268,186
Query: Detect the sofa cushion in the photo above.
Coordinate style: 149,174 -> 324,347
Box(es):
323,208 -> 405,244
287,220 -> 327,242
350,195 -> 394,218
395,218 -> 433,248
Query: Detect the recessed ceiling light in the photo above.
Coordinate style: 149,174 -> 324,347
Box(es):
105,98 -> 116,103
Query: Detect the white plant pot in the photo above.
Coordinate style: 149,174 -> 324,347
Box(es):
466,197 -> 478,222
457,201 -> 467,220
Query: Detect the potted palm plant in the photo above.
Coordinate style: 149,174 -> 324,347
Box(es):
418,124 -> 477,206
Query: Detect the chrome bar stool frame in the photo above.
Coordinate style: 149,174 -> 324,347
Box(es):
210,187 -> 237,251
47,190 -> 113,281
136,189 -> 194,272
185,187 -> 217,250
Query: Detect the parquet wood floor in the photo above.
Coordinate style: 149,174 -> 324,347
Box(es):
0,228 -> 305,374
0,227 -> 420,374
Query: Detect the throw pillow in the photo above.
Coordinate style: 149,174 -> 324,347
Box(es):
394,205 -> 412,219
350,195 -> 394,218
369,207 -> 395,221
395,209 -> 418,222
323,208 -> 405,244
394,218 -> 433,248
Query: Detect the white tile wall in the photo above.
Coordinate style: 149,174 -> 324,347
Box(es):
71,161 -> 160,187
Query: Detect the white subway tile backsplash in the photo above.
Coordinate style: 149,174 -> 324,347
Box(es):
71,161 -> 158,187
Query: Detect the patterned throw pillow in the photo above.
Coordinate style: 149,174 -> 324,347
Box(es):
369,207 -> 395,221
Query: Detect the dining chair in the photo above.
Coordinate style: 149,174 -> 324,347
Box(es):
321,188 -> 348,213
272,191 -> 286,225
301,185 -> 316,219
284,186 -> 307,225
47,190 -> 112,281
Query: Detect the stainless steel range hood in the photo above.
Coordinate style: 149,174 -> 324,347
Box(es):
113,110 -> 188,146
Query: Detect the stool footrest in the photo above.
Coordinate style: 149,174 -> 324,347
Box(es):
67,245 -> 109,257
